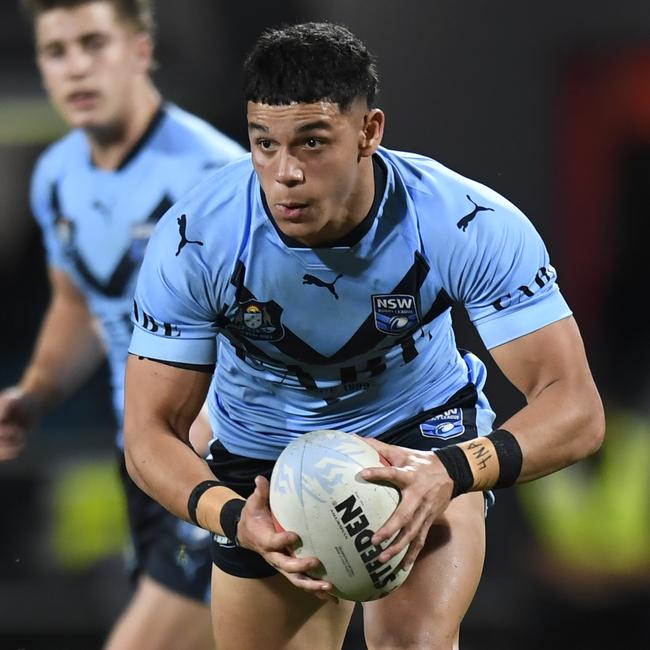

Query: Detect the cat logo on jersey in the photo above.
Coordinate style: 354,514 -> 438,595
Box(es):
420,408 -> 465,439
128,222 -> 156,262
230,300 -> 285,341
371,294 -> 419,335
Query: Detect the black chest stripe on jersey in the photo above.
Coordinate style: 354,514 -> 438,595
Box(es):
400,336 -> 418,363
145,194 -> 174,223
225,252 -> 430,367
420,289 -> 453,325
51,184 -> 172,298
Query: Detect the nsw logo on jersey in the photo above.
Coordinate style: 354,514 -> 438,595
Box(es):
230,300 -> 284,341
371,294 -> 418,335
420,408 -> 465,439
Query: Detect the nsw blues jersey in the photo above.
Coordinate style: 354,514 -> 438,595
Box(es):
130,147 -> 571,460
31,103 -> 245,444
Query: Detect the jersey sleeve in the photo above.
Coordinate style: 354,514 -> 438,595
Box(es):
446,197 -> 572,349
129,207 -> 219,366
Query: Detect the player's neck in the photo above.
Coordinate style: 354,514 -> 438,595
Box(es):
322,157 -> 377,244
86,82 -> 161,171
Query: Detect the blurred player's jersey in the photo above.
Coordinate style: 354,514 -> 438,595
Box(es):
130,147 -> 571,460
31,103 -> 245,445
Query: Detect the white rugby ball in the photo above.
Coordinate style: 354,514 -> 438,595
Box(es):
269,429 -> 412,601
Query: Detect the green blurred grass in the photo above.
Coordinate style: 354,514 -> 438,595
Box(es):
0,97 -> 66,145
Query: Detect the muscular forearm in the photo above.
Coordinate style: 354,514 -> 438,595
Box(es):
439,318 -> 605,495
124,355 -> 241,533
432,378 -> 603,500
499,375 -> 604,482
125,425 -> 241,532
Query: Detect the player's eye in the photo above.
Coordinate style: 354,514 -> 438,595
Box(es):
42,44 -> 65,59
83,34 -> 108,52
305,137 -> 321,149
258,139 -> 273,150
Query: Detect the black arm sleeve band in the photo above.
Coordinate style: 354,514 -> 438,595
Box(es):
187,479 -> 223,526
488,428 -> 523,488
220,498 -> 246,544
136,354 -> 216,373
435,445 -> 474,498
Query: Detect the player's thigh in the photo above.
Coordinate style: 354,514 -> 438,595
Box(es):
104,575 -> 213,650
363,492 -> 485,650
211,565 -> 355,650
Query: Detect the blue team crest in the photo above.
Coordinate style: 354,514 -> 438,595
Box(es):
372,294 -> 419,335
128,222 -> 156,262
229,300 -> 284,341
420,408 -> 465,439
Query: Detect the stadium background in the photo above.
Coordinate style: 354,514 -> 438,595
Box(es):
1,0 -> 649,648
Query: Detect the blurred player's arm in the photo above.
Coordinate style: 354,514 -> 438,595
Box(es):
0,268 -> 105,459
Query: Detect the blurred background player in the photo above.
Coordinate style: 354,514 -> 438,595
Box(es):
0,1 -> 244,648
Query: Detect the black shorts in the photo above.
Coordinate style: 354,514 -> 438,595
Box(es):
119,455 -> 212,602
208,383 -> 492,579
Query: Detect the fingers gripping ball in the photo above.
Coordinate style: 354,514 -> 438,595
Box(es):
269,429 -> 412,601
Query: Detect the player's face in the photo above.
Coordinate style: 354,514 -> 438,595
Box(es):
248,99 -> 384,247
35,1 -> 152,130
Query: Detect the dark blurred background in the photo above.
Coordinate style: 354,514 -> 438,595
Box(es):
1,1 -> 649,648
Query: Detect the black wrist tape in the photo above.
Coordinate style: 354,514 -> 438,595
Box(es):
187,479 -> 223,526
435,445 -> 474,498
220,498 -> 246,544
488,428 -> 523,488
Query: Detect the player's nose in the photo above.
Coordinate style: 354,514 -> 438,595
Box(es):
275,150 -> 304,186
65,45 -> 93,78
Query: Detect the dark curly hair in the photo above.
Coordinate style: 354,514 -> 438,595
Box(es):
243,22 -> 379,111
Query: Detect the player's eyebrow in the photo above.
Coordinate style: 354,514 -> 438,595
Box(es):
247,120 -> 333,133
39,30 -> 107,52
295,120 -> 332,133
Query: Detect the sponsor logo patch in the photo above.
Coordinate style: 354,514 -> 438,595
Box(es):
213,534 -> 236,549
420,408 -> 465,439
372,294 -> 419,335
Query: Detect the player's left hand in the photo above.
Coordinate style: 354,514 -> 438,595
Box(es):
359,436 -> 454,570
237,475 -> 338,602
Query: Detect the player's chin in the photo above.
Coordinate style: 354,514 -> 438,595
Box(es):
61,104 -> 106,130
275,219 -> 323,245
62,111 -> 100,130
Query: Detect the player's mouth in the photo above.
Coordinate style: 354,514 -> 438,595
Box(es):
67,90 -> 99,110
276,202 -> 310,219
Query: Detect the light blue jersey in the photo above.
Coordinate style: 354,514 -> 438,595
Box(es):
32,103 -> 245,445
130,148 -> 571,460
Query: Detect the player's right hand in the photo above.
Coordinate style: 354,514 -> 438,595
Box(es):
236,475 -> 337,601
0,387 -> 37,460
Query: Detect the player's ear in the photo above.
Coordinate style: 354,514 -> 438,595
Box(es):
358,108 -> 384,159
133,31 -> 154,73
